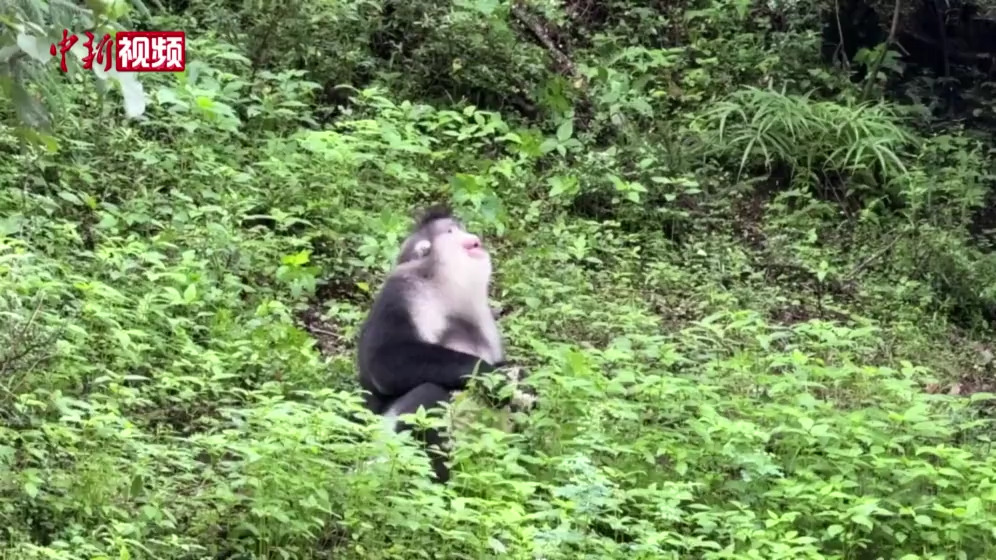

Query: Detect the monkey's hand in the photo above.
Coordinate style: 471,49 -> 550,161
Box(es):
510,386 -> 537,413
485,364 -> 537,412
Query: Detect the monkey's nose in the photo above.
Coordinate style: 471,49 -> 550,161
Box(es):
462,235 -> 482,250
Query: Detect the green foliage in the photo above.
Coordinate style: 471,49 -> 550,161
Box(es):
2,0 -> 996,558
697,86 -> 915,185
1,0 -> 150,139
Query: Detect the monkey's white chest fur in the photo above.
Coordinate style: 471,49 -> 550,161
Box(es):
407,283 -> 504,365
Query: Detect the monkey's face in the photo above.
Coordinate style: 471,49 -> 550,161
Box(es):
430,218 -> 492,290
396,213 -> 494,297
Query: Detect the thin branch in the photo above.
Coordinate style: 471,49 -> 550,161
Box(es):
306,326 -> 339,337
933,0 -> 954,114
845,233 -> 903,279
509,1 -> 585,87
835,0 -> 850,70
860,0 -> 902,100
508,0 -> 596,131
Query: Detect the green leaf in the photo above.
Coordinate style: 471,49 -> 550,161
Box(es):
15,33 -> 51,62
851,515 -> 872,530
630,98 -> 653,116
6,78 -> 51,129
12,126 -> 59,151
473,0 -> 499,15
58,191 -> 82,205
107,0 -> 132,19
556,119 -> 574,142
539,138 -> 558,154
0,45 -> 20,62
0,214 -> 24,236
816,260 -> 829,282
487,537 -> 507,554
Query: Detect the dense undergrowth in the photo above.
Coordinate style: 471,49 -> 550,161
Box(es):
2,0 -> 996,558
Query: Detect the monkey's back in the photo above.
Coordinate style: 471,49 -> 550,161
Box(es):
357,275 -> 419,398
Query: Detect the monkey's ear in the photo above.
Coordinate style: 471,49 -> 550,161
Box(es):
413,239 -> 432,258
396,238 -> 432,264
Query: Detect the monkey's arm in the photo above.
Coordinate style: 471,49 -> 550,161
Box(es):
368,341 -> 496,397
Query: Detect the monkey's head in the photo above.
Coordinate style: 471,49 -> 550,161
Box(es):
397,205 -> 493,293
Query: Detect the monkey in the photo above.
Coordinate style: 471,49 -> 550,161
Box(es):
356,204 -> 534,483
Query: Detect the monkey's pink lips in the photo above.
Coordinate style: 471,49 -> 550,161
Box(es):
466,247 -> 488,259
